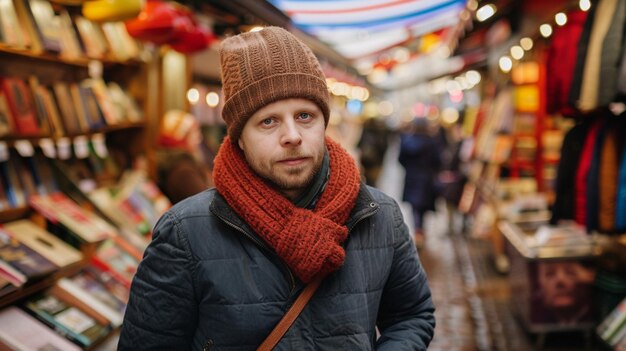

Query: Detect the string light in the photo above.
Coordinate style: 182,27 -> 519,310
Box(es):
476,4 -> 496,22
579,0 -> 591,11
510,45 -> 524,60
187,88 -> 199,104
499,56 -> 512,73
539,24 -> 553,38
206,92 -> 219,107
520,37 -> 534,51
466,70 -> 481,85
555,12 -> 567,26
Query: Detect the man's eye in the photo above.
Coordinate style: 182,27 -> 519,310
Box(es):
262,118 -> 274,125
298,112 -> 312,120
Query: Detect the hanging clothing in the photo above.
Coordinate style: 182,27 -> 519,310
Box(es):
569,0 -> 598,108
616,144 -> 626,229
575,119 -> 603,227
546,10 -> 588,116
586,121 -> 608,232
598,0 -> 626,107
551,121 -> 591,224
598,128 -> 619,232
578,0 -> 618,111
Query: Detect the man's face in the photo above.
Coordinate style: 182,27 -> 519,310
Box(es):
238,98 -> 326,200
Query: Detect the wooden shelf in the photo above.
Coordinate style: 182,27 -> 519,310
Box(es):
0,206 -> 31,223
0,261 -> 84,310
0,44 -> 144,68
0,122 -> 146,143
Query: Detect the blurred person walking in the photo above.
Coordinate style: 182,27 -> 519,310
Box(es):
399,118 -> 442,248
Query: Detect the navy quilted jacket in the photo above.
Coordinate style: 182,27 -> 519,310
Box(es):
118,186 -> 435,350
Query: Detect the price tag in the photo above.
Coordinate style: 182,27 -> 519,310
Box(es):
39,138 -> 56,158
14,140 -> 34,157
0,142 -> 8,162
73,136 -> 89,159
91,133 -> 108,158
88,60 -> 103,79
57,137 -> 71,160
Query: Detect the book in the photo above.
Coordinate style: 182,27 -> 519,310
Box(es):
78,83 -> 106,130
23,0 -> 63,53
84,78 -> 120,125
101,22 -> 139,61
52,81 -> 82,135
23,292 -> 111,348
56,274 -> 125,326
12,0 -> 43,53
25,152 -> 56,196
4,219 -> 83,268
0,172 -> 9,211
27,77 -> 53,136
0,160 -> 26,208
0,275 -> 18,298
56,8 -> 83,60
0,90 -> 15,137
0,306 -> 82,351
0,77 -> 41,136
73,15 -> 108,59
0,0 -> 28,48
0,261 -> 26,287
29,192 -> 117,243
49,283 -> 111,326
10,155 -> 38,199
69,82 -> 92,132
82,264 -> 129,305
107,81 -> 143,123
91,238 -> 139,289
598,297 -> 626,345
613,324 -> 626,348
0,226 -> 57,282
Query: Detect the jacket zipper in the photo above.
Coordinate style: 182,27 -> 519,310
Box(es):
347,203 -> 379,232
212,212 -> 297,292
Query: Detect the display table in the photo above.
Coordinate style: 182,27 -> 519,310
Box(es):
499,219 -> 601,350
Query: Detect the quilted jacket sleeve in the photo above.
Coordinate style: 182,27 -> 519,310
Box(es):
375,200 -> 436,350
118,211 -> 198,350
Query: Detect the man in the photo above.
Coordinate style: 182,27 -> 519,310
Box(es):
119,26 -> 435,350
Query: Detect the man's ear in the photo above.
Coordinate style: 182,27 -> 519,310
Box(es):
238,138 -> 244,150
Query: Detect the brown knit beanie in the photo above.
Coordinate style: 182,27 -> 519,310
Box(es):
219,26 -> 330,141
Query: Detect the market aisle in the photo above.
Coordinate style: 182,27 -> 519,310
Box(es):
376,137 -> 476,350
375,138 -> 596,351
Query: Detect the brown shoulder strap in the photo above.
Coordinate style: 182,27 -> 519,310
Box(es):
256,274 -> 324,351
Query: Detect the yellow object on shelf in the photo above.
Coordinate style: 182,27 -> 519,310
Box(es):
49,0 -> 97,5
82,0 -> 144,23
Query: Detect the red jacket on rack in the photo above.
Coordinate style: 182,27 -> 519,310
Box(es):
546,10 -> 587,117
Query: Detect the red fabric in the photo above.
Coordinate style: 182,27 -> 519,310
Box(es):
575,120 -> 601,225
212,137 -> 361,283
546,10 -> 587,117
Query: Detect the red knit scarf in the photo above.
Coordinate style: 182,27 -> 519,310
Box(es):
213,136 -> 361,283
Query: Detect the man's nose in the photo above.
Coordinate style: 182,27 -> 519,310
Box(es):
280,120 -> 302,146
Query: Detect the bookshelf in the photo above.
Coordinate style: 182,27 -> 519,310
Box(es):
0,0 -> 167,349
